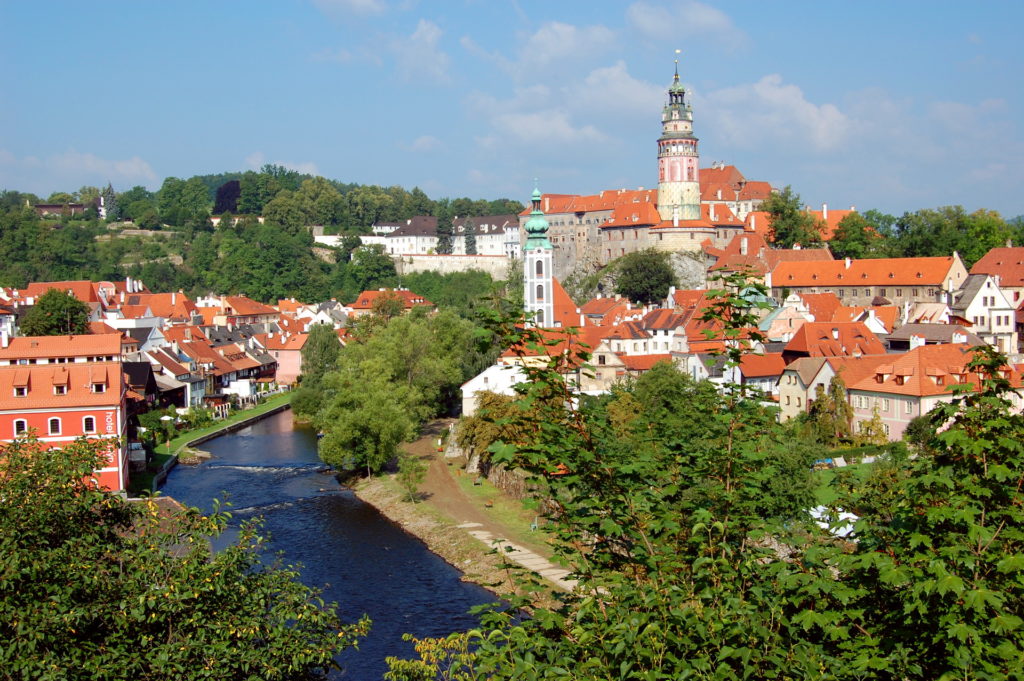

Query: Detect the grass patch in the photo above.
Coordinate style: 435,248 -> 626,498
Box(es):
454,472 -> 549,555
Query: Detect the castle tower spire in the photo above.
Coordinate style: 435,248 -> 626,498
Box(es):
657,53 -> 700,222
523,182 -> 554,328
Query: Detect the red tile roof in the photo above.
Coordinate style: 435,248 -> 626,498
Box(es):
784,322 -> 887,357
0,362 -> 124,409
736,352 -> 785,378
350,289 -> 435,311
771,256 -> 959,288
799,293 -> 843,322
0,333 -> 122,360
620,354 -> 674,371
847,344 -> 1021,397
970,247 -> 1024,287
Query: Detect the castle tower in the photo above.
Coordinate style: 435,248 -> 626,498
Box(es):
657,59 -> 701,222
523,184 -> 554,328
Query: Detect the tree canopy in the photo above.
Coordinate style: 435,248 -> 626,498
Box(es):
764,185 -> 823,248
20,288 -> 90,336
614,249 -> 677,305
0,435 -> 368,679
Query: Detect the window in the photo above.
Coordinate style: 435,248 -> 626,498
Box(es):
54,385 -> 67,395
83,416 -> 95,433
895,289 -> 902,297
796,397 -> 802,408
536,284 -> 545,301
13,386 -> 26,397
598,355 -> 606,365
48,418 -> 61,436
882,398 -> 890,412
91,383 -> 106,394
879,288 -> 886,297
535,310 -> 544,325
904,400 -> 912,414
864,289 -> 871,297
13,420 -> 27,436
535,259 -> 543,276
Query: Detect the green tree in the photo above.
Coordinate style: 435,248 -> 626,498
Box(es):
0,435 -> 368,679
805,375 -> 855,446
613,248 -> 677,304
300,323 -> 341,390
829,212 -> 885,259
20,288 -> 90,336
836,346 -> 1024,679
346,245 -> 397,295
397,453 -> 428,502
764,185 -> 823,248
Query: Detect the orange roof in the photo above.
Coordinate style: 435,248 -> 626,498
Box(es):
744,211 -> 772,238
259,332 -> 308,352
161,326 -> 207,344
739,352 -> 787,377
0,333 -> 122,360
832,305 -> 900,333
19,280 -> 101,304
217,343 -> 261,371
223,296 -> 278,317
195,307 -> 219,325
550,278 -> 580,329
350,289 -> 435,311
601,201 -> 663,228
847,344 -> 1021,397
805,208 -> 857,241
970,247 -> 1024,287
125,292 -> 198,321
799,293 -> 842,322
772,256 -> 959,288
620,354 -> 674,371
0,362 -> 124,409
784,322 -> 886,357
178,340 -> 235,375
276,299 -> 308,314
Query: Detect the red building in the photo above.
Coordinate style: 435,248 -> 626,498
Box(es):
0,334 -> 128,492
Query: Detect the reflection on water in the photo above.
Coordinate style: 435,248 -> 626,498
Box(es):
161,409 -> 493,679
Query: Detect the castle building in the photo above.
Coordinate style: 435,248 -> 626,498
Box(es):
657,61 -> 701,223
522,61 -> 766,280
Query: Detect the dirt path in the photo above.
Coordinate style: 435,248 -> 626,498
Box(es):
352,420 -> 575,592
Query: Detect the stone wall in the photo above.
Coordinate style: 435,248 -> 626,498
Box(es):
395,254 -> 511,279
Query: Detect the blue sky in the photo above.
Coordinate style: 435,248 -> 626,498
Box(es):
2,1 -> 1022,217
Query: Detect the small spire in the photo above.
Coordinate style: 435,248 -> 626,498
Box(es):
674,49 -> 681,82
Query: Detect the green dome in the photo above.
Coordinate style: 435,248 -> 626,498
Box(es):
523,185 -> 552,250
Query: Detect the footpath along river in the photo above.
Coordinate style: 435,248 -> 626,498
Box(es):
161,408 -> 494,679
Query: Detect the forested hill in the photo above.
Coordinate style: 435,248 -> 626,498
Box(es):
0,166 -> 522,304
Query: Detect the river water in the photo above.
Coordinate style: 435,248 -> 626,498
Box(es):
161,409 -> 495,679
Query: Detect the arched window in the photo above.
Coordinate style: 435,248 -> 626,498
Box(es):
48,418 -> 61,436
83,416 -> 96,434
536,309 -> 544,325
536,284 -> 545,301
13,419 -> 27,436
535,259 -> 543,276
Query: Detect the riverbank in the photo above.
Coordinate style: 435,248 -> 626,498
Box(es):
130,392 -> 293,495
351,422 -> 572,601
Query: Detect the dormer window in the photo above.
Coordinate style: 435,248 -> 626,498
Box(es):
54,385 -> 67,395
91,383 -> 106,394
13,386 -> 26,397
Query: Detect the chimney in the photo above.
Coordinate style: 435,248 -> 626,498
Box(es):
1,330 -> 7,348
845,257 -> 852,269
171,292 -> 176,305
910,334 -> 925,349
831,328 -> 839,340
740,237 -> 748,256
822,203 -> 828,221
710,204 -> 717,222
544,198 -> 549,212
750,214 -> 756,231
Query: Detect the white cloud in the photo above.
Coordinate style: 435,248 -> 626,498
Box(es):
701,74 -> 850,152
0,148 -> 156,194
245,152 -> 266,169
404,135 -> 442,152
393,19 -> 450,84
627,1 -> 746,49
311,0 -> 386,17
566,61 -> 663,117
492,110 -> 605,145
515,22 -> 615,74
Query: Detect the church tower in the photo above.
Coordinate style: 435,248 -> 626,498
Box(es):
523,184 -> 554,328
657,59 -> 701,222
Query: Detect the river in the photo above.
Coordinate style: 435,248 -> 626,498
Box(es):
161,409 -> 495,679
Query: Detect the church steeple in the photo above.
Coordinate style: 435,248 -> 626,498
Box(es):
657,54 -> 701,222
523,182 -> 554,328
